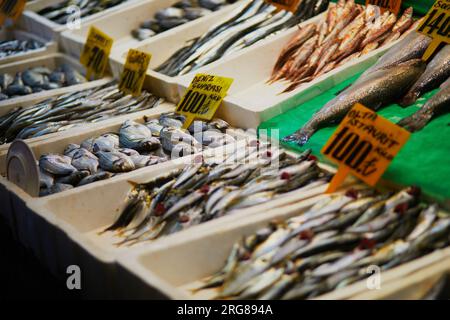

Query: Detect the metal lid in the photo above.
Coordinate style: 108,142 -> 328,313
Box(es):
6,140 -> 39,197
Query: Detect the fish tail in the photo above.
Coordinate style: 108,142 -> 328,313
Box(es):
281,82 -> 301,94
282,127 -> 315,146
398,114 -> 430,133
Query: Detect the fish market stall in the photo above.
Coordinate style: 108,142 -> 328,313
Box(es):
259,34 -> 450,206
0,53 -> 102,106
0,29 -> 57,65
177,1 -> 419,128
109,0 -> 330,102
115,186 -> 450,299
0,0 -> 449,302
17,0 -> 141,41
60,0 -> 241,60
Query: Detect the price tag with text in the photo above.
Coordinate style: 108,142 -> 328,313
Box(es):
119,49 -> 151,96
417,0 -> 450,61
80,26 -> 113,80
322,103 -> 410,193
0,0 -> 25,25
264,0 -> 302,12
365,0 -> 402,15
176,74 -> 233,129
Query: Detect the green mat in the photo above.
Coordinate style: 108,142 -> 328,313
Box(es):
259,73 -> 450,202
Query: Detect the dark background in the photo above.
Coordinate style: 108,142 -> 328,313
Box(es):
0,217 -> 80,300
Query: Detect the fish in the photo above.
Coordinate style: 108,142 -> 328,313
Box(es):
284,59 -> 426,145
38,0 -> 131,24
56,170 -> 90,186
119,120 -> 161,152
0,64 -> 87,100
39,154 -> 77,176
97,151 -> 135,173
399,77 -> 450,132
197,187 -> 448,300
400,45 -> 450,106
71,148 -> 99,174
269,2 -> 414,92
0,39 -> 44,59
0,81 -> 164,144
157,0 -> 330,77
355,31 -> 432,85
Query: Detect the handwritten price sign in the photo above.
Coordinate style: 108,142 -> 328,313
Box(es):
80,26 -> 113,79
0,0 -> 25,25
176,74 -> 233,129
119,49 -> 151,96
264,0 -> 302,12
417,0 -> 450,61
322,103 -> 410,192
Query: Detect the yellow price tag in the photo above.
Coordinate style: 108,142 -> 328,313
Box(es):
264,0 -> 302,12
176,74 -> 233,129
417,0 -> 450,61
119,49 -> 151,97
322,103 -> 410,193
365,0 -> 402,15
0,0 -> 25,26
80,26 -> 113,80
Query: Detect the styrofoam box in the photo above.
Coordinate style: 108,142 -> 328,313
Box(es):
0,104 -> 173,230
17,0 -> 141,42
0,29 -> 58,65
0,53 -> 107,108
117,197 -> 450,299
353,255 -> 450,300
108,0 -> 252,103
60,0 -> 242,60
7,132 -> 337,297
175,22 -> 410,129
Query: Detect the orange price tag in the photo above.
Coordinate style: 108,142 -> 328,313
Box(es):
365,0 -> 403,15
264,0 -> 302,12
417,0 -> 450,61
322,103 -> 410,193
0,0 -> 25,26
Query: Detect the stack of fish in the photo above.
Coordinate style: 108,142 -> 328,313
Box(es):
0,39 -> 44,59
102,148 -> 331,244
284,33 -> 450,145
38,114 -> 237,196
270,0 -> 416,92
132,0 -> 238,41
0,81 -> 163,144
196,187 -> 450,299
156,0 -> 330,76
0,64 -> 87,101
37,0 -> 132,25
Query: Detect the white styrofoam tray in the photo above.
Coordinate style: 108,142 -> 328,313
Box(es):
175,20 -> 411,129
17,0 -> 141,41
109,0 -> 266,103
0,29 -> 58,65
117,196 -> 450,299
0,53 -> 108,109
60,0 -> 242,60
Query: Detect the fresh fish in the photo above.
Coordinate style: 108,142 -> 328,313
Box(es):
97,151 -> 135,173
399,77 -> 450,132
401,45 -> 450,106
119,120 -> 161,152
71,148 -> 99,174
39,154 -> 77,176
284,59 -> 426,145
